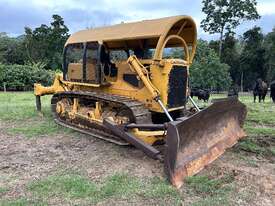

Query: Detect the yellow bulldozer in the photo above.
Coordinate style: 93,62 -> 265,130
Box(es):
34,15 -> 247,188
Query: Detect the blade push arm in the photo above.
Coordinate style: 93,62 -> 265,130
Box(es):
127,55 -> 159,100
127,55 -> 173,121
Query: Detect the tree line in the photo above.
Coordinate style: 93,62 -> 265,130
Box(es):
191,0 -> 275,91
0,0 -> 274,91
0,15 -> 69,69
0,15 -> 69,90
188,28 -> 275,91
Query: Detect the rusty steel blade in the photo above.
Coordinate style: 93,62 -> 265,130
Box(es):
164,97 -> 247,188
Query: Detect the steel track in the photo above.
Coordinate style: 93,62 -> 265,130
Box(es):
51,91 -> 152,145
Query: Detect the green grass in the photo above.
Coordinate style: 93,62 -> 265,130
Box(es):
237,94 -> 275,156
0,199 -> 29,206
190,196 -> 230,206
0,186 -> 8,194
232,94 -> 275,156
0,199 -> 47,206
0,92 -> 46,121
185,173 -> 235,206
0,92 -> 72,138
0,92 -> 274,205
1,173 -> 180,205
98,173 -> 143,199
244,124 -> 275,137
235,136 -> 275,157
243,95 -> 275,137
28,174 -> 98,199
237,139 -> 265,154
143,177 -> 181,199
247,111 -> 275,126
185,174 -> 234,196
1,91 -> 274,139
27,173 -> 181,205
6,119 -> 72,138
270,147 -> 275,156
235,153 -> 259,167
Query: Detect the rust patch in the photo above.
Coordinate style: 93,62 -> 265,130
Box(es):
164,97 -> 247,188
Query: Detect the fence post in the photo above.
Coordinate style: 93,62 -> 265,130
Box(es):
3,83 -> 6,92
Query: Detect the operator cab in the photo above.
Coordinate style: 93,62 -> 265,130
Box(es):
63,42 -> 119,85
63,42 -> 154,86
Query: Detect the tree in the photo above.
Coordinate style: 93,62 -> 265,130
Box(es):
170,48 -> 185,59
189,40 -> 232,91
24,14 -> 69,69
209,34 -> 243,87
208,40 -> 219,54
221,34 -> 241,85
0,33 -> 26,64
264,28 -> 275,83
240,27 -> 266,90
201,0 -> 260,57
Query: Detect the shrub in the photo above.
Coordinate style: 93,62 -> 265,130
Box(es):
0,64 -> 55,91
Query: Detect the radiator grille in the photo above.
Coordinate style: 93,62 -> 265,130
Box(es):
167,66 -> 188,108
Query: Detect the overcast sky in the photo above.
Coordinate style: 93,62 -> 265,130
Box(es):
1,0 -> 275,40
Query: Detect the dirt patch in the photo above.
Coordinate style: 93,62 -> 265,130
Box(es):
205,153 -> 274,205
0,122 -> 162,200
235,136 -> 275,163
0,121 -> 274,205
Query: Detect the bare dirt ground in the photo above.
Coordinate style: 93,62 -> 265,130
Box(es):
0,122 -> 163,204
0,120 -> 274,206
199,153 -> 275,205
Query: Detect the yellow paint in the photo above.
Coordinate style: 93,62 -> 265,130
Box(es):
128,55 -> 160,100
34,74 -> 66,96
56,101 -> 65,116
33,15 -> 198,145
94,102 -> 102,119
131,129 -> 165,145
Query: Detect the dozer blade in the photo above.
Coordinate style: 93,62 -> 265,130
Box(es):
164,97 -> 247,188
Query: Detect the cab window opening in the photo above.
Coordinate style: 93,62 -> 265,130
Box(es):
86,42 -> 100,83
160,35 -> 189,62
64,43 -> 84,81
163,47 -> 185,59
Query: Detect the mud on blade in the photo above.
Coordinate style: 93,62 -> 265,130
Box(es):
164,97 -> 247,188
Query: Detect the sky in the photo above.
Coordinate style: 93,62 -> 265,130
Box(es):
1,0 -> 275,40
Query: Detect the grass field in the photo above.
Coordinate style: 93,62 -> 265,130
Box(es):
0,92 -> 274,206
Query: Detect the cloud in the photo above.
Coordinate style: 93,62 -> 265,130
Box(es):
0,1 -> 50,35
257,1 -> 275,15
0,0 -> 125,35
235,14 -> 275,36
60,8 -> 124,31
0,0 -> 274,39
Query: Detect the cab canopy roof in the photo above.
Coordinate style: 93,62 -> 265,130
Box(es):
66,15 -> 197,50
